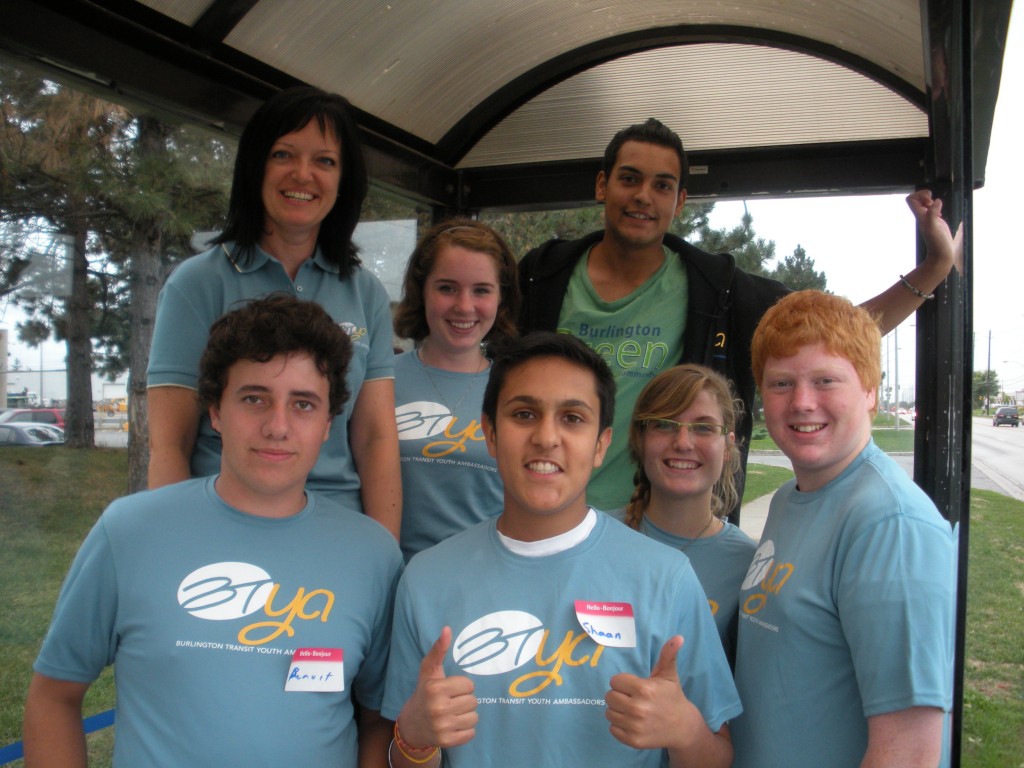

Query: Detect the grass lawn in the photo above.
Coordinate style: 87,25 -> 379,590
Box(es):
960,490 -> 1024,766
1,447 -> 124,767
742,463 -> 794,501
1,447 -> 1021,766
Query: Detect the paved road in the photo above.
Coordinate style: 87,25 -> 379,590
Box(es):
94,424 -> 128,448
970,414 -> 1024,501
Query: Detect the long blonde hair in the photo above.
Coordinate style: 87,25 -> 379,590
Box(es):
624,365 -> 743,529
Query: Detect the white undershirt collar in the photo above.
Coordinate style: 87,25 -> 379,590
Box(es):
497,508 -> 598,557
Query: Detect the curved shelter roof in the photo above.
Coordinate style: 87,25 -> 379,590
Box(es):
1,0 -> 1013,209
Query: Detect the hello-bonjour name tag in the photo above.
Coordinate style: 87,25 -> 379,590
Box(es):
285,648 -> 345,692
574,600 -> 637,648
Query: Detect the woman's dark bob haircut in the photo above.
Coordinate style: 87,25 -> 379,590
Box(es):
214,85 -> 368,277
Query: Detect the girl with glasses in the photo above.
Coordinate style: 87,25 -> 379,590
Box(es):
626,364 -> 755,664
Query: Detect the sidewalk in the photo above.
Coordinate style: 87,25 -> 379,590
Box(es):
738,490 -> 772,541
739,452 -> 792,541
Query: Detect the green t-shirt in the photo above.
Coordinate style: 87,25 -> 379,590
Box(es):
558,247 -> 687,514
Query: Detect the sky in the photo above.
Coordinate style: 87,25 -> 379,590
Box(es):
3,7 -> 1023,402
707,5 -> 1024,399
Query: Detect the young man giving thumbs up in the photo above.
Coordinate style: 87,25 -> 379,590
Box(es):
381,333 -> 739,767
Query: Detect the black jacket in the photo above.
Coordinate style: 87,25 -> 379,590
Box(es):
518,231 -> 789,515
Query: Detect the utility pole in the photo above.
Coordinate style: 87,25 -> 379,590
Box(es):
894,325 -> 900,432
986,329 -> 992,415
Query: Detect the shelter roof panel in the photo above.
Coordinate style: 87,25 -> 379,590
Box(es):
460,44 -> 927,168
129,0 -> 925,147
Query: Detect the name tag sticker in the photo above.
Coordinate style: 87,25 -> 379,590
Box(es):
574,600 -> 636,648
285,648 -> 345,692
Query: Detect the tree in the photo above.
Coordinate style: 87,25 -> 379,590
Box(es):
99,117 -> 232,490
1,60 -> 232,484
690,203 -> 777,276
768,244 -> 827,290
1,65 -> 129,447
480,205 -> 606,259
972,370 -> 1000,410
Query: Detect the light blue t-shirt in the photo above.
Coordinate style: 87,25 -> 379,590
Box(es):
147,242 -> 395,509
382,513 -> 741,767
558,247 -> 687,514
34,477 -> 403,767
641,517 -> 755,666
732,441 -> 955,768
394,350 -> 502,561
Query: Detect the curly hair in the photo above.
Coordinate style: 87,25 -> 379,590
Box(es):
198,293 -> 352,417
624,365 -> 743,529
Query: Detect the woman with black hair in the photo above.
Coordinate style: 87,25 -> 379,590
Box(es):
147,85 -> 400,537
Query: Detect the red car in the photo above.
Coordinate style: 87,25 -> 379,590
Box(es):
0,408 -> 66,429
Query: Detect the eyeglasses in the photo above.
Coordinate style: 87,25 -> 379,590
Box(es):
639,419 -> 727,438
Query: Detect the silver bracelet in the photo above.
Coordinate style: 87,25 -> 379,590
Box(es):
899,274 -> 934,300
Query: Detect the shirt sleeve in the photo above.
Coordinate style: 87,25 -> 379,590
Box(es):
147,276 -> 215,389
837,512 -> 955,717
34,516 -> 120,683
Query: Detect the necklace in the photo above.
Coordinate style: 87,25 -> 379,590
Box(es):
642,512 -> 718,553
417,346 -> 487,418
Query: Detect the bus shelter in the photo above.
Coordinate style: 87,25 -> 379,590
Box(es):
1,0 -> 1015,763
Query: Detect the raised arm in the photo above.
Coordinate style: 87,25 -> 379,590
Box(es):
605,636 -> 733,768
349,377 -> 402,540
23,673 -> 91,768
860,190 -> 961,335
147,385 -> 201,489
389,627 -> 478,768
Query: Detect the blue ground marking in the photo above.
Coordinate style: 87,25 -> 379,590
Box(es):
0,708 -> 114,765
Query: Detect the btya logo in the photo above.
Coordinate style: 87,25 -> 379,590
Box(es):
740,540 -> 793,616
396,400 -> 486,457
452,611 -> 604,698
177,562 -> 334,645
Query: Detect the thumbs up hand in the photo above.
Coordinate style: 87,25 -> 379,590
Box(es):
397,627 -> 478,751
605,636 -> 702,752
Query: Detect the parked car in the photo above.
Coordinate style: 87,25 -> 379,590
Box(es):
992,406 -> 1020,427
0,407 -> 65,429
0,422 -> 65,446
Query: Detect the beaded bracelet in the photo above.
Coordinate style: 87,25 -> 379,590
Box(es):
899,274 -> 935,300
393,721 -> 440,764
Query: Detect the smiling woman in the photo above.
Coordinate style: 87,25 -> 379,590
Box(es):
145,85 -> 402,538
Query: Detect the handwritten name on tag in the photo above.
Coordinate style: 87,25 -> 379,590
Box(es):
574,601 -> 636,648
285,648 -> 345,692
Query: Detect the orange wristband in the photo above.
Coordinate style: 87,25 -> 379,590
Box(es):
393,721 -> 439,764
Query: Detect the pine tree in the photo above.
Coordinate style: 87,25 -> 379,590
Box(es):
768,244 -> 827,290
1,60 -> 231,483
